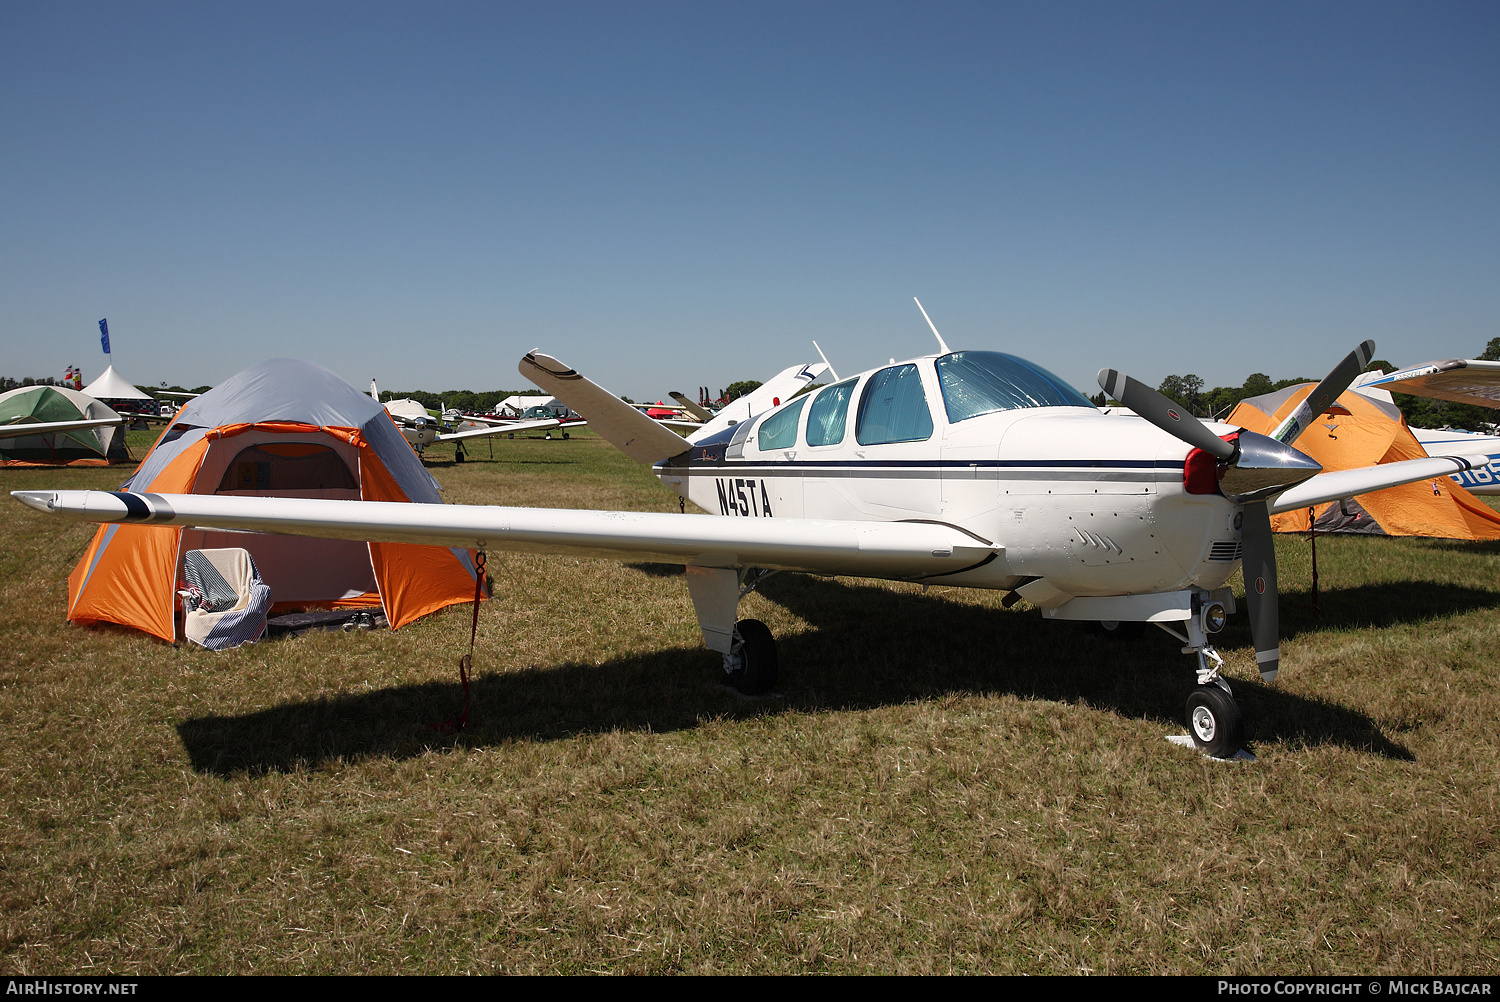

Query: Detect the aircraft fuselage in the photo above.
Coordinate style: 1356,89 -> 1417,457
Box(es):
656,352 -> 1242,602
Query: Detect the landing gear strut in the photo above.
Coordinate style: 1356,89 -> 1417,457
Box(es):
685,567 -> 781,696
1153,594 -> 1247,758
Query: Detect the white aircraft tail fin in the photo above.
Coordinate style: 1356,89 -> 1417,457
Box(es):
686,361 -> 829,443
519,352 -> 691,466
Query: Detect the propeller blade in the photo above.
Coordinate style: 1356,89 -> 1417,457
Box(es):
1097,369 -> 1235,461
1267,340 -> 1377,446
1240,503 -> 1280,682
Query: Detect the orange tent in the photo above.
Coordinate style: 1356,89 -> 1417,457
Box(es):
67,359 -> 484,641
1226,383 -> 1500,539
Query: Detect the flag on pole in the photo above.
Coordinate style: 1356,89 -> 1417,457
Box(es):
99,319 -> 111,355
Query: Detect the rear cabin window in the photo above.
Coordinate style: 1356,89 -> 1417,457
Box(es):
756,397 -> 807,451
856,364 -> 934,445
805,379 -> 857,447
935,351 -> 1097,423
217,443 -> 359,492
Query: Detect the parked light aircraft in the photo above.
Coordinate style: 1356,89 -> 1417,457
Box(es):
369,379 -> 582,457
15,337 -> 1488,757
1410,428 -> 1500,495
446,406 -> 587,443
1356,359 -> 1500,495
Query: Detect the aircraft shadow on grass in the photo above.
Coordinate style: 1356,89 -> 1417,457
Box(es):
172,570 -> 1500,775
1397,537 -> 1500,557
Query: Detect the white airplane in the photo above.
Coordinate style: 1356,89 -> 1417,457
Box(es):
443,406 -> 587,442
369,379 -> 581,458
649,362 -> 829,439
1409,428 -> 1500,495
1355,359 -> 1500,495
15,338 -> 1489,758
683,362 -> 828,440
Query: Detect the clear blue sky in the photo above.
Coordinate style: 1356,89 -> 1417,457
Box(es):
3,1 -> 1496,401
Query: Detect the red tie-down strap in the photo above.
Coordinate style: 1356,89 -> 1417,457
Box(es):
433,550 -> 486,734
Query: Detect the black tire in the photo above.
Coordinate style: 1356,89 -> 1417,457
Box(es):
454,444 -> 466,464
1095,619 -> 1145,640
562,431 -> 569,440
1185,685 -> 1244,758
726,619 -> 778,695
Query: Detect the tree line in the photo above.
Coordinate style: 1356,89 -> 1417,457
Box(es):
1138,337 -> 1500,431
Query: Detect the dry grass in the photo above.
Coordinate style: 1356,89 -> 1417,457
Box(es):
1,430 -> 1497,974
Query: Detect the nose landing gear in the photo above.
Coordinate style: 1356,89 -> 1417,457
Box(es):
1185,676 -> 1244,759
1155,603 -> 1248,759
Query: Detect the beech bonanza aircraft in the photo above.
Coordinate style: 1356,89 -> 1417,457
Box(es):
15,338 -> 1490,757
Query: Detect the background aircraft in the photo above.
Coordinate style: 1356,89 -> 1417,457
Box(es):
369,379 -> 582,458
15,337 -> 1487,759
1411,428 -> 1500,495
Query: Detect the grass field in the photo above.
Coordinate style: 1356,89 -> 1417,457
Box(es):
1,428 -> 1497,974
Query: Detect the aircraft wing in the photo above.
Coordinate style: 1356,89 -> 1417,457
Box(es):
1358,359 -> 1500,408
435,417 -> 588,442
13,490 -> 997,579
1269,454 -> 1493,514
0,417 -> 124,440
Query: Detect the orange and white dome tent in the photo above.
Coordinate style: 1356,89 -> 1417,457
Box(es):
1227,383 -> 1500,540
67,358 -> 485,641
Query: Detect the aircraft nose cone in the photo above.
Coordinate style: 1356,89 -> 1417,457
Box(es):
1220,431 -> 1323,503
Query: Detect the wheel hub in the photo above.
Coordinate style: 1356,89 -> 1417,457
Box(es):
1191,705 -> 1217,742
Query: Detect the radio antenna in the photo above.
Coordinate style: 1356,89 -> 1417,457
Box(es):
812,340 -> 839,382
913,297 -> 950,354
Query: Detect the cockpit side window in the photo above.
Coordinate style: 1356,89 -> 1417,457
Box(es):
936,351 -> 1096,423
856,364 -> 934,445
756,396 -> 808,451
805,378 -> 858,447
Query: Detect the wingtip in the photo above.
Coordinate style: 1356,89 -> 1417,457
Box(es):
11,490 -> 55,513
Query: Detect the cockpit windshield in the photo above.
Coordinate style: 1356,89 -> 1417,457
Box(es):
935,351 -> 1096,423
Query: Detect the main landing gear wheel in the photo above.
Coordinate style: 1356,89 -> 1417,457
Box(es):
1185,685 -> 1243,758
724,619 -> 777,695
